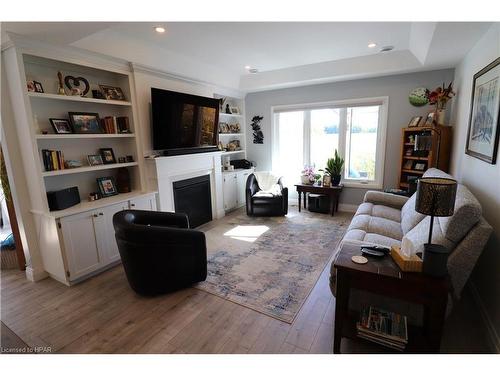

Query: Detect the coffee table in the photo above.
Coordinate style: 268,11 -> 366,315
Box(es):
295,183 -> 343,216
331,241 -> 450,353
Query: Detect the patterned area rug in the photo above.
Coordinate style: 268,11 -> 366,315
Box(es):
197,206 -> 351,323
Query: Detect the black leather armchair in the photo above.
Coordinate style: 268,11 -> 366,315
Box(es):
246,173 -> 288,216
113,210 -> 207,296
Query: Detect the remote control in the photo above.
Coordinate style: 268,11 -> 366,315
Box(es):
361,248 -> 386,257
361,245 -> 391,254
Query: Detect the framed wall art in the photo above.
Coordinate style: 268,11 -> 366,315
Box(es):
465,57 -> 500,164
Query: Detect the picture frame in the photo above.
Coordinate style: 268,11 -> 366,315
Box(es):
423,112 -> 435,127
33,80 -> 44,93
68,112 -> 102,134
99,148 -> 116,164
49,118 -> 73,134
408,116 -> 422,128
403,160 -> 413,169
465,57 -> 500,164
87,155 -> 104,166
322,174 -> 331,187
96,176 -> 119,197
99,84 -> 126,101
229,106 -> 240,115
413,162 -> 426,171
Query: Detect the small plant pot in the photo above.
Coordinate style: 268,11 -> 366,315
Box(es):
331,174 -> 341,186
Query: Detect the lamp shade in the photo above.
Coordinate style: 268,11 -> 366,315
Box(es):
415,177 -> 457,217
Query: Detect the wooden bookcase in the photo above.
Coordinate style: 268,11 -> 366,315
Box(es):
398,125 -> 452,190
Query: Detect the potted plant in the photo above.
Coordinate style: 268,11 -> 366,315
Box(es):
428,82 -> 455,126
322,149 -> 345,186
301,165 -> 320,185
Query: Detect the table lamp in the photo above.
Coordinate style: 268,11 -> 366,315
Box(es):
415,177 -> 457,277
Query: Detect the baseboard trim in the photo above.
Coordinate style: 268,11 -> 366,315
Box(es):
468,281 -> 500,353
25,266 -> 49,282
338,203 -> 358,213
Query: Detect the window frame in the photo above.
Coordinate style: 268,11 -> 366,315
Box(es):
271,96 -> 389,189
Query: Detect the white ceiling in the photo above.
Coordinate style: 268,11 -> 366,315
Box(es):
1,22 -> 493,92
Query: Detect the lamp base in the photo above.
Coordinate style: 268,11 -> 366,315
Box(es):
423,243 -> 449,278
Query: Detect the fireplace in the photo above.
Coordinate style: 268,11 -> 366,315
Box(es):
173,175 -> 212,228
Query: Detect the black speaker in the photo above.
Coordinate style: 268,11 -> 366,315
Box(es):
47,186 -> 80,211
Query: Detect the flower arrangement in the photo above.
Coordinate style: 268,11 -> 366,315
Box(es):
301,165 -> 321,184
428,82 -> 455,111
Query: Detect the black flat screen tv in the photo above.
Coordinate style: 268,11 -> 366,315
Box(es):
151,88 -> 220,156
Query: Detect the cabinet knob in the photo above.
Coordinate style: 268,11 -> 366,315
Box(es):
93,214 -> 98,218
130,203 -> 136,207
99,212 -> 104,216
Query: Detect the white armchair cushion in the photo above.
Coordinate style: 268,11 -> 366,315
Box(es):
401,194 -> 426,234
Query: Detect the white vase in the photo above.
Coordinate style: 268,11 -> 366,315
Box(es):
436,109 -> 446,126
301,175 -> 310,184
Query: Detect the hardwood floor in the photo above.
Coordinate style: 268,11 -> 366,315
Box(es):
0,208 -> 493,354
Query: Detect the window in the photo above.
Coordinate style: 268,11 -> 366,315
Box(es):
272,97 -> 388,189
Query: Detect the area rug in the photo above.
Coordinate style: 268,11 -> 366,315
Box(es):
196,207 -> 351,323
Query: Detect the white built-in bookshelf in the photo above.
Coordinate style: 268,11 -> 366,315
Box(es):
215,95 -> 247,161
21,53 -> 146,214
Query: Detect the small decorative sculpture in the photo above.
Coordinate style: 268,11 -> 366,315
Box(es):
57,71 -> 66,95
225,104 -> 231,114
251,115 -> 264,144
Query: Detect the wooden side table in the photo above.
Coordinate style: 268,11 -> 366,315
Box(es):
295,184 -> 343,216
331,242 -> 450,353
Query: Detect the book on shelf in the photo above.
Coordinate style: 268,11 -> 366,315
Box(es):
100,116 -> 130,134
42,149 -> 65,171
356,306 -> 408,351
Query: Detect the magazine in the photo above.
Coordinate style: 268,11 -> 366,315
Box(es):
356,306 -> 408,350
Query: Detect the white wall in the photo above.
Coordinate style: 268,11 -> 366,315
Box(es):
245,69 -> 455,206
449,23 -> 500,351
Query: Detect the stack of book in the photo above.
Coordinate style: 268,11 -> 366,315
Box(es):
100,116 -> 130,134
357,306 -> 408,351
41,149 -> 65,171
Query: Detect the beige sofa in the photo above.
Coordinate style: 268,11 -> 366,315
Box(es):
332,168 -> 492,316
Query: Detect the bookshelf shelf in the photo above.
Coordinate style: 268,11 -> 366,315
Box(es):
218,133 -> 243,136
42,162 -> 138,177
402,169 -> 425,175
27,91 -> 132,106
35,133 -> 135,140
219,112 -> 243,119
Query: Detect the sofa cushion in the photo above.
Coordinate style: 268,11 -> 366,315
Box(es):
342,231 -> 402,248
348,214 -> 403,241
404,216 -> 455,254
438,184 -> 482,243
401,194 -> 426,234
355,202 -> 401,223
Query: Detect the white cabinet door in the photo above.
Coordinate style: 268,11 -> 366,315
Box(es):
236,171 -> 251,207
129,195 -> 157,211
223,173 -> 237,211
60,211 -> 105,281
101,202 -> 128,264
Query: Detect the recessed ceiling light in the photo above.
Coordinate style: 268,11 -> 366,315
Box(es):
368,42 -> 377,48
154,26 -> 166,33
380,45 -> 394,53
245,65 -> 251,70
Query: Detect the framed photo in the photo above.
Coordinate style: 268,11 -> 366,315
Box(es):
414,162 -> 426,171
465,57 -> 500,164
68,112 -> 102,134
229,106 -> 240,115
403,160 -> 413,169
96,176 -> 118,197
99,148 -> 116,164
49,118 -> 73,134
99,84 -> 126,101
33,80 -> 44,93
408,116 -> 422,127
322,174 -> 331,187
87,155 -> 103,166
424,112 -> 435,127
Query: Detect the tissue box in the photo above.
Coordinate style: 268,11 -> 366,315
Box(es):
391,246 -> 423,272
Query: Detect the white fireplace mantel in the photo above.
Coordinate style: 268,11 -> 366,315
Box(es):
145,151 -> 225,220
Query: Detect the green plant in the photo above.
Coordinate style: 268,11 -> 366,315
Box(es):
323,149 -> 345,176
